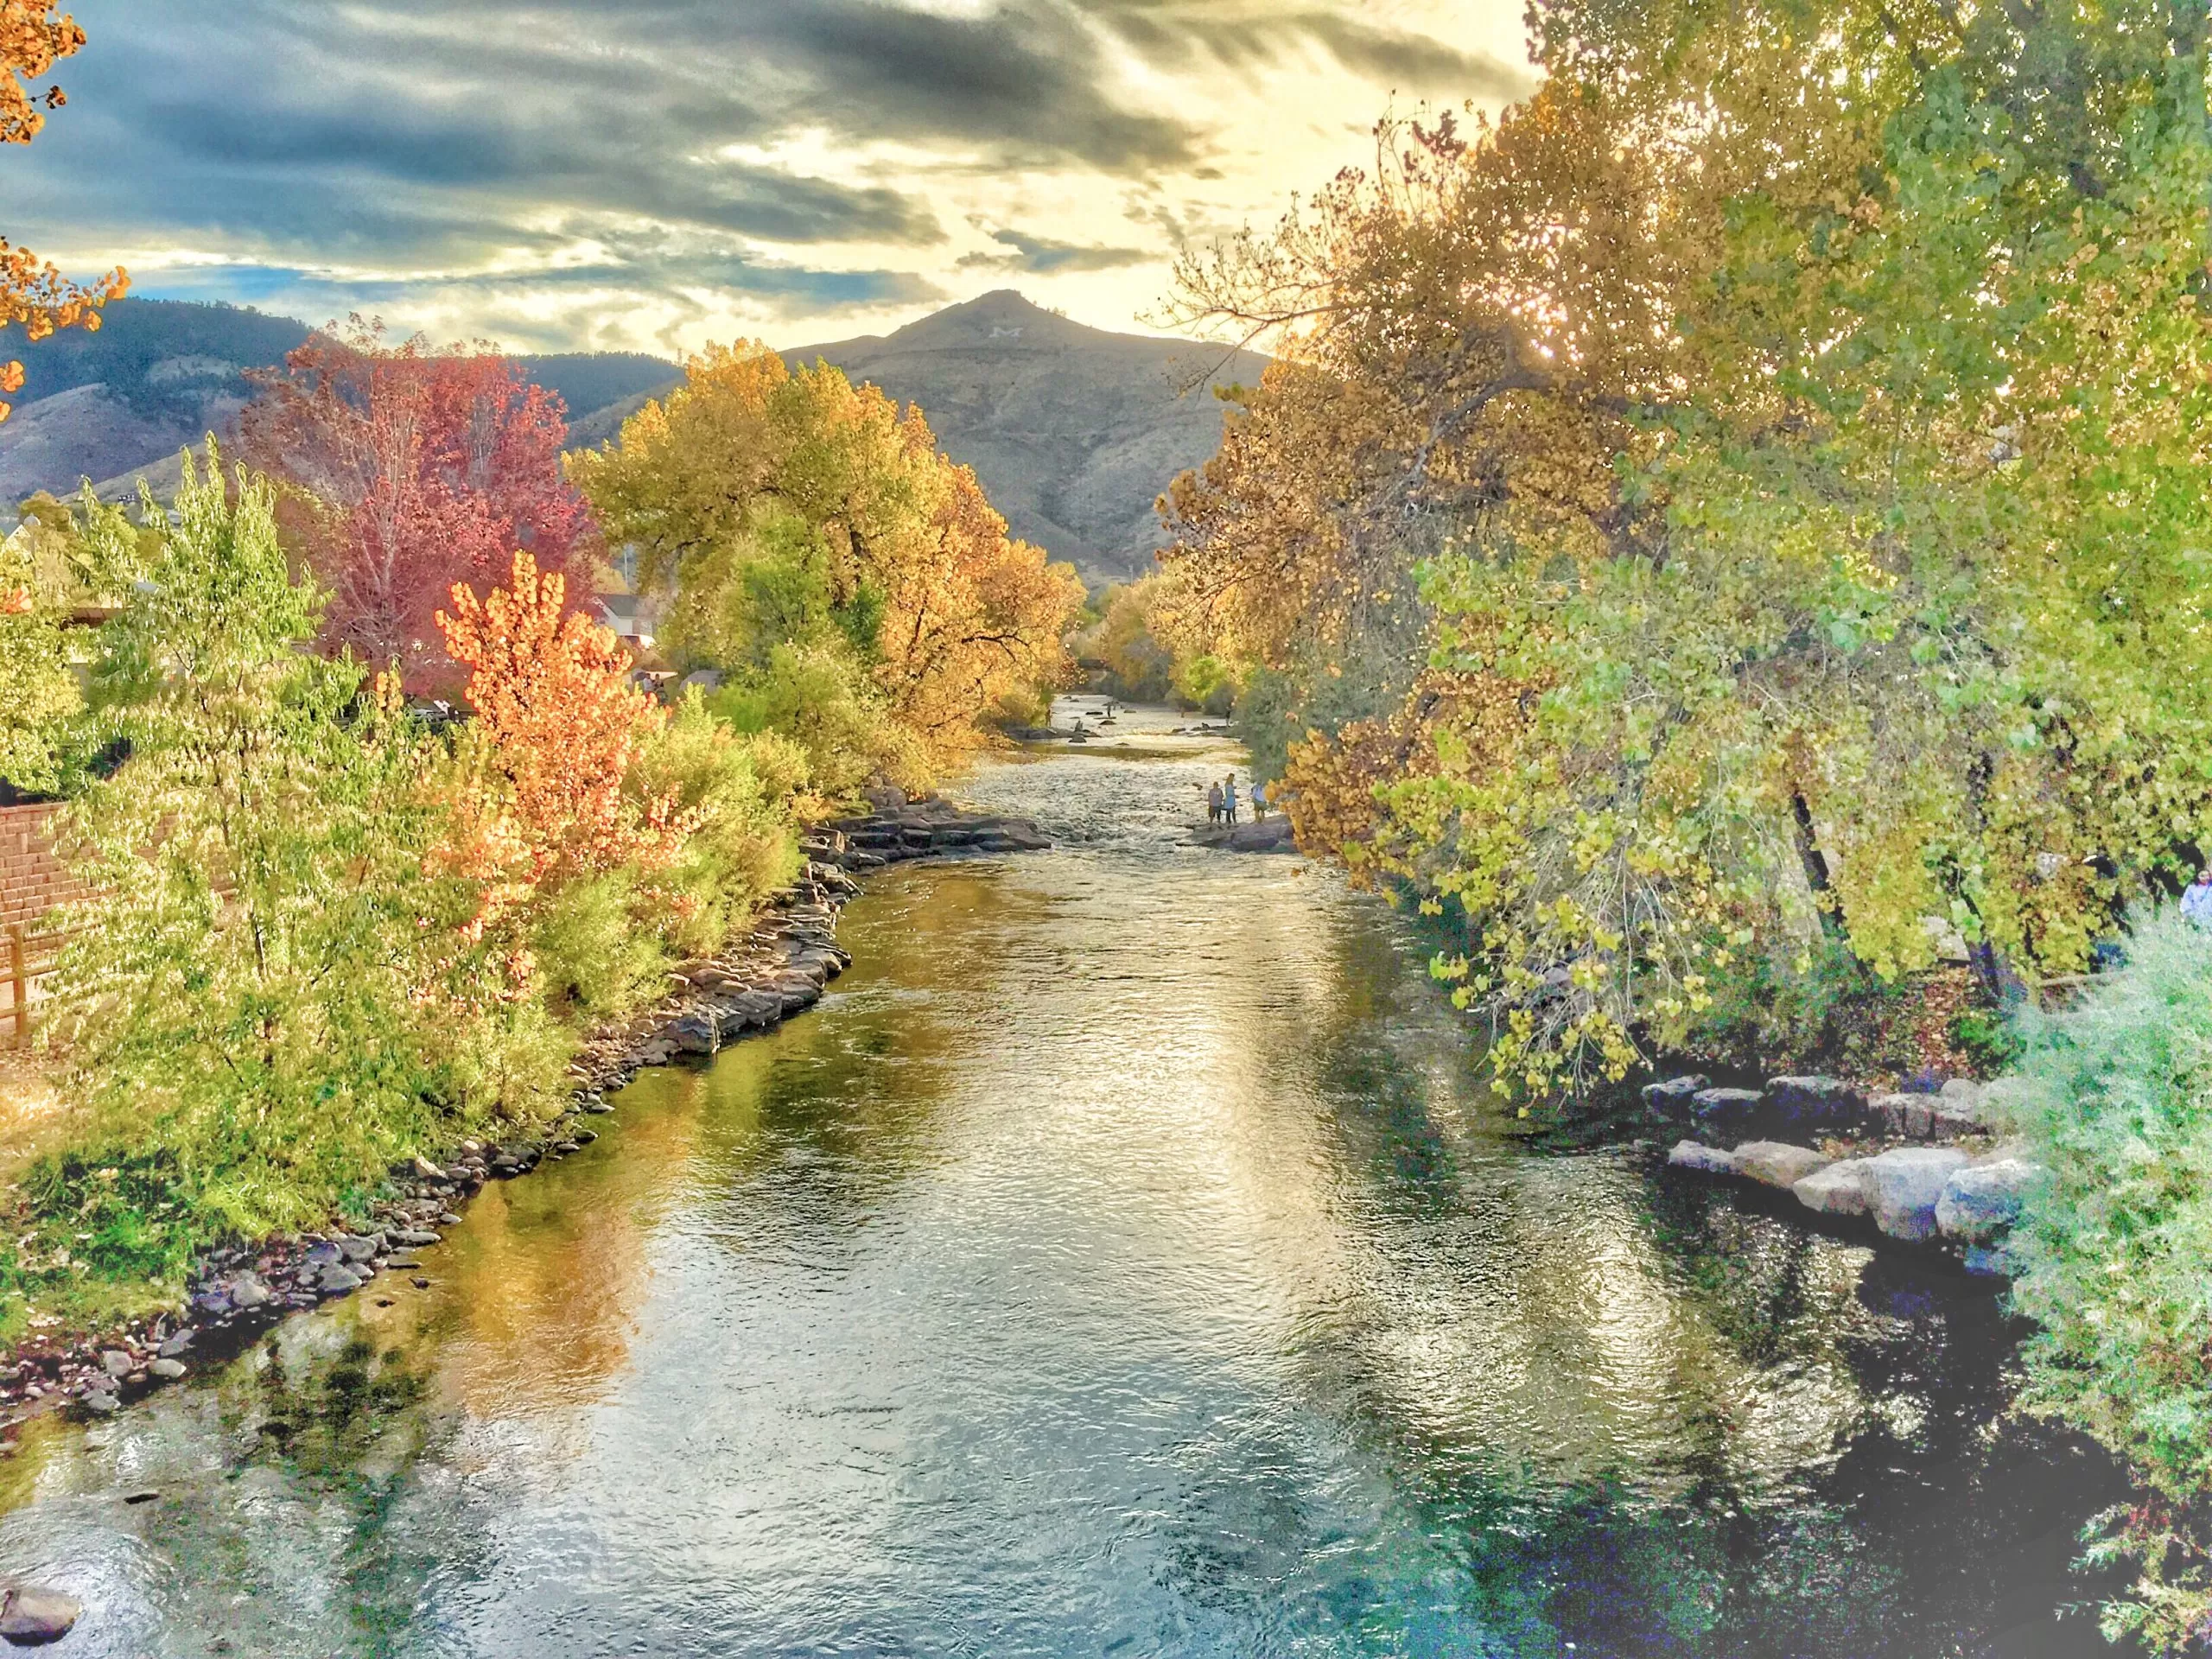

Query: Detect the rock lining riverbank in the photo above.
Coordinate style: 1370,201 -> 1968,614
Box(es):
1649,1070 -> 2046,1273
0,797 -> 1048,1442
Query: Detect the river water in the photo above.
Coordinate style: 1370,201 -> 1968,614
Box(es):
0,713 -> 2130,1657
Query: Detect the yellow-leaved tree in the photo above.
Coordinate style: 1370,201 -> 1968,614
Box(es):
569,345 -> 1084,797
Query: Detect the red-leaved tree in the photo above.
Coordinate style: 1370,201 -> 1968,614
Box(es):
239,321 -> 595,690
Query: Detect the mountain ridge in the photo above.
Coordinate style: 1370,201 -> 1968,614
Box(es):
0,292 -> 1262,585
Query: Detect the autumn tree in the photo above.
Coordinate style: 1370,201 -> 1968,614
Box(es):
1,2 -> 125,421
1164,0 -> 2212,1094
239,323 -> 595,690
435,549 -> 671,888
570,345 -> 1083,794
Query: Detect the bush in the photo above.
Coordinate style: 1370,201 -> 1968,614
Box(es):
2001,908 -> 2212,1653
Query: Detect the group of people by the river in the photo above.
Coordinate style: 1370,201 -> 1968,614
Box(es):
1205,773 -> 1266,826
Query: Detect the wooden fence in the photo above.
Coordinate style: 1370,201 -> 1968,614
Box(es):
3,925 -> 65,1048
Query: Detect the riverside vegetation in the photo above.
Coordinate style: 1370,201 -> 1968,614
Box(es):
1144,0 -> 2212,1643
0,333 -> 1079,1375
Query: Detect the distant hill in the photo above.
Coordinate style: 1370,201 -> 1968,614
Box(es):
0,299 -> 681,505
787,291 -> 1264,585
1,291 -> 1261,585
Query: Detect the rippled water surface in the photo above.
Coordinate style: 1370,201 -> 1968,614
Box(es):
0,711 -> 2130,1656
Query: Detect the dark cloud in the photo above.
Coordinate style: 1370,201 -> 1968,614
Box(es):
3,1 -> 1523,346
959,228 -> 1152,275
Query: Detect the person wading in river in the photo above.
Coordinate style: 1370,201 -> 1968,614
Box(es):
1205,780 -> 1223,825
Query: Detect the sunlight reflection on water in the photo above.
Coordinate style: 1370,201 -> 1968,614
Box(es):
0,709 -> 2131,1657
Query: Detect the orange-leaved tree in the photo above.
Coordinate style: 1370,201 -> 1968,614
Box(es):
435,550 -> 676,893
2,2 -> 126,422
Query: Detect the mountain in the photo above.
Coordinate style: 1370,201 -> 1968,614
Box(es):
0,299 -> 681,505
787,291 -> 1264,585
1,291 -> 1262,585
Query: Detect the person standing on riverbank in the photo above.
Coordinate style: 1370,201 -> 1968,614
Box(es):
1206,780 -> 1223,824
2184,866 -> 2212,928
1223,774 -> 1238,826
1250,780 -> 1267,822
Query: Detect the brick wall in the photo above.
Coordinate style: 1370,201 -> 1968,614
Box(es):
0,804 -> 85,935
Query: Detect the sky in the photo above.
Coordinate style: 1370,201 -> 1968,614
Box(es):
0,1 -> 1532,357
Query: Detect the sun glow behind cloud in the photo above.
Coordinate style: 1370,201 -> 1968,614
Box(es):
4,0 -> 1532,354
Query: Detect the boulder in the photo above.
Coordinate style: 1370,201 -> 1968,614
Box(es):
1929,1092 -> 1988,1137
387,1229 -> 441,1249
1641,1075 -> 1710,1113
99,1350 -> 133,1380
227,1273 -> 275,1310
1765,1076 -> 1866,1122
335,1234 -> 381,1264
1865,1147 -> 1972,1241
1871,1092 -> 1927,1136
669,1011 -> 719,1055
1733,1141 -> 1833,1189
1793,1159 -> 1875,1217
1690,1087 -> 1764,1128
0,1585 -> 81,1645
1668,1141 -> 1738,1176
1936,1159 -> 2046,1243
149,1357 -> 188,1382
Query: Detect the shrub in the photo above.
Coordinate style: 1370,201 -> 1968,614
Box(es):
2001,908 -> 2212,1653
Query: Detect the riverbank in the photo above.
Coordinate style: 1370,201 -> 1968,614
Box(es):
0,797 -> 1049,1441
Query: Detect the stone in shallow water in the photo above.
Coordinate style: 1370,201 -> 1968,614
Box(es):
1764,1076 -> 1866,1122
1668,1141 -> 1738,1175
1689,1087 -> 1764,1128
0,1585 -> 81,1645
1794,1159 -> 1874,1217
1640,1075 -> 1709,1112
1865,1147 -> 1971,1241
1732,1141 -> 1832,1189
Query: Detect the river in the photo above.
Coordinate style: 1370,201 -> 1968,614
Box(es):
0,712 -> 2130,1656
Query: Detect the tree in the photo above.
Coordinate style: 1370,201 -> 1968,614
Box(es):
570,345 -> 1083,792
238,323 -> 595,690
1,2 -> 126,422
1162,0 -> 2212,1097
434,548 -> 673,890
42,448 -> 568,1271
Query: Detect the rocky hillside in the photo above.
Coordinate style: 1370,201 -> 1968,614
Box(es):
2,292 -> 1263,585
0,299 -> 677,505
789,291 -> 1264,585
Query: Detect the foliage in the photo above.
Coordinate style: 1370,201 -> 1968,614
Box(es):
22,449 -> 569,1294
435,549 -> 673,889
0,1 -> 125,422
1949,1007 -> 2024,1078
1162,0 -> 2212,1104
1072,579 -> 1175,702
570,343 -> 1084,795
0,505 -> 78,791
239,322 -> 595,690
2003,910 -> 2212,1651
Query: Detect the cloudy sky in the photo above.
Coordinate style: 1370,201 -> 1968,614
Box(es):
2,1 -> 1530,356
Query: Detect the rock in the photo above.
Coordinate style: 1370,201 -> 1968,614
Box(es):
228,1273 -> 275,1310
1641,1075 -> 1709,1112
437,1211 -> 463,1227
99,1350 -> 133,1379
156,1332 -> 193,1360
1865,1147 -> 1972,1241
387,1229 -> 441,1249
410,1155 -> 445,1180
317,1264 -> 365,1295
1794,1158 -> 1875,1217
77,1389 -> 118,1417
336,1235 -> 381,1264
1936,1159 -> 2046,1243
1940,1077 -> 1987,1109
0,1585 -> 81,1645
669,1011 -> 719,1055
1764,1075 -> 1866,1122
1733,1141 -> 1833,1189
301,1242 -> 342,1268
1929,1095 -> 1987,1137
1870,1091 -> 1925,1136
149,1357 -> 188,1381
1689,1086 -> 1764,1127
1668,1140 -> 1738,1175
582,1099 -> 613,1115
